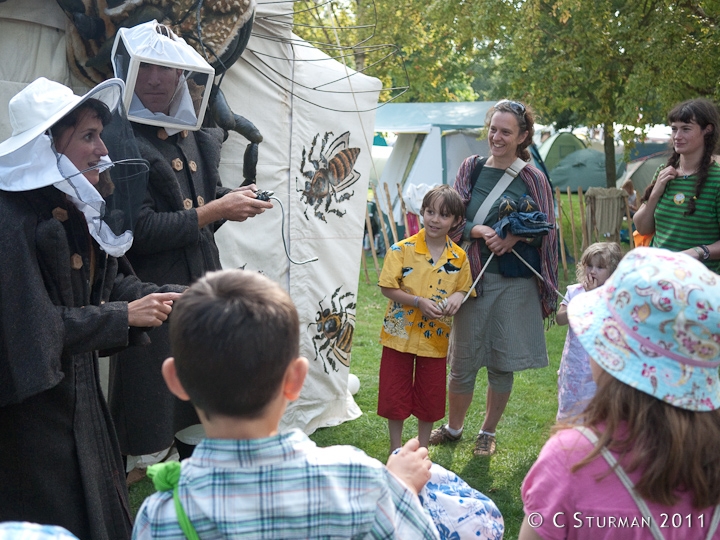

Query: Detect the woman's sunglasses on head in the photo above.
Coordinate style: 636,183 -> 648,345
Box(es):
495,99 -> 526,115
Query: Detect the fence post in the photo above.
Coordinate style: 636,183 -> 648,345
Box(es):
578,186 -> 588,251
383,183 -> 399,244
556,187 -> 568,280
566,186 -> 579,263
364,206 -> 381,275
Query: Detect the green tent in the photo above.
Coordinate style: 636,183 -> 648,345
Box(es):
625,153 -> 670,197
550,148 -> 608,193
538,132 -> 586,171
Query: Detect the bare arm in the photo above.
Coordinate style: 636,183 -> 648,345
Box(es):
633,166 -> 676,235
518,517 -> 546,540
680,239 -> 720,262
556,303 -> 568,326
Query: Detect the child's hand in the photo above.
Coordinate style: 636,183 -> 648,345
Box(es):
583,274 -> 599,291
418,297 -> 443,319
440,292 -> 464,316
386,438 -> 432,496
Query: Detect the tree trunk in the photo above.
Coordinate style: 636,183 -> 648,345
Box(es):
354,49 -> 366,72
603,123 -> 617,189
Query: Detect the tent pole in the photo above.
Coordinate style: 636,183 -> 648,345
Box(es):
566,187 -> 579,264
556,187 -> 568,280
397,183 -> 409,239
383,183 -> 399,244
373,188 -> 391,255
361,244 -> 371,284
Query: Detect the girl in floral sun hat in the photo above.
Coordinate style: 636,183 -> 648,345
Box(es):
519,247 -> 720,540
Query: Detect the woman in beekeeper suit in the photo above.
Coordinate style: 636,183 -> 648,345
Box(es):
0,76 -> 184,540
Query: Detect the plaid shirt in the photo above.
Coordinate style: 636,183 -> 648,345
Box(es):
133,430 -> 440,539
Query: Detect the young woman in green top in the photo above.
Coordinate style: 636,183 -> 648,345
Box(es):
634,98 -> 720,272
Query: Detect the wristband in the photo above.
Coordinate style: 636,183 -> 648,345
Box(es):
413,296 -> 420,307
694,246 -> 710,260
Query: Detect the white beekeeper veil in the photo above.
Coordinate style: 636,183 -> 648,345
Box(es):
112,20 -> 215,134
0,77 -> 149,257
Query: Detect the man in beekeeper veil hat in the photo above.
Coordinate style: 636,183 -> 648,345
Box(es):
108,21 -> 273,462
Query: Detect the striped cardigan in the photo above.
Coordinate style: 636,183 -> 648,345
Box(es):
449,155 -> 558,320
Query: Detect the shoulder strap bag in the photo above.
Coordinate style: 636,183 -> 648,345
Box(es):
462,156 -> 527,251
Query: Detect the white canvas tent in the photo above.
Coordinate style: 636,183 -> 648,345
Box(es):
213,2 -> 382,433
0,0 -> 382,434
372,102 -> 495,223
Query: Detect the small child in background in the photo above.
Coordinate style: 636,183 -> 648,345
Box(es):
556,242 -> 622,422
622,178 -> 638,215
378,185 -> 474,450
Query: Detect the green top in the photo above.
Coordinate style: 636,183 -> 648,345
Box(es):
652,163 -> 720,272
463,166 -> 531,274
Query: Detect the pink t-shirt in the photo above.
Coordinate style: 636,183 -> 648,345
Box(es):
521,428 -> 718,539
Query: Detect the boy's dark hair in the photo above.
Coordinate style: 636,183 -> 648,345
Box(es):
169,269 -> 300,419
420,184 -> 465,220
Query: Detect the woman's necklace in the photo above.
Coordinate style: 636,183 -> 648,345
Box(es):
678,164 -> 697,179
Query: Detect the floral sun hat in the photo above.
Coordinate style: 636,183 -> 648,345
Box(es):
567,247 -> 720,411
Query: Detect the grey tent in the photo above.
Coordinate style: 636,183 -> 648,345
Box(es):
551,148 -> 608,193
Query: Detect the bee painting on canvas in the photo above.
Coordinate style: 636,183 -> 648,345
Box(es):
296,131 -> 361,222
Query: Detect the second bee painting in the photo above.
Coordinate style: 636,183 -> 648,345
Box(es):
213,1 -> 382,436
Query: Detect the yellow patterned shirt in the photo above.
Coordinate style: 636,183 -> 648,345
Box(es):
378,229 -> 475,358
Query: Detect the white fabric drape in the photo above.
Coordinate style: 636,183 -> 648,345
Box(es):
214,1 -> 382,433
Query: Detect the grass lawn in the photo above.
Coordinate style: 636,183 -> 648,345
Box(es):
310,256 -> 573,540
129,193 -> 632,538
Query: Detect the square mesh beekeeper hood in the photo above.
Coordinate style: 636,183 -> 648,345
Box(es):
111,20 -> 215,132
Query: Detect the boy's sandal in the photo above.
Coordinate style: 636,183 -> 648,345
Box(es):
473,432 -> 496,457
428,424 -> 462,445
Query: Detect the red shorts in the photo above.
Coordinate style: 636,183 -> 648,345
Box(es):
377,346 -> 447,422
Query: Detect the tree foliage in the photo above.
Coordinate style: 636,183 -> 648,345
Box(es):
293,0 -> 479,102
294,1 -> 720,186
433,0 -> 720,187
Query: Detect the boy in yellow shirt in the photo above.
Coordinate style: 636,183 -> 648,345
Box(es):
378,185 -> 475,450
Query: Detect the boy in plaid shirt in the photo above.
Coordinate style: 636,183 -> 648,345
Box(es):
133,269 -> 440,539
